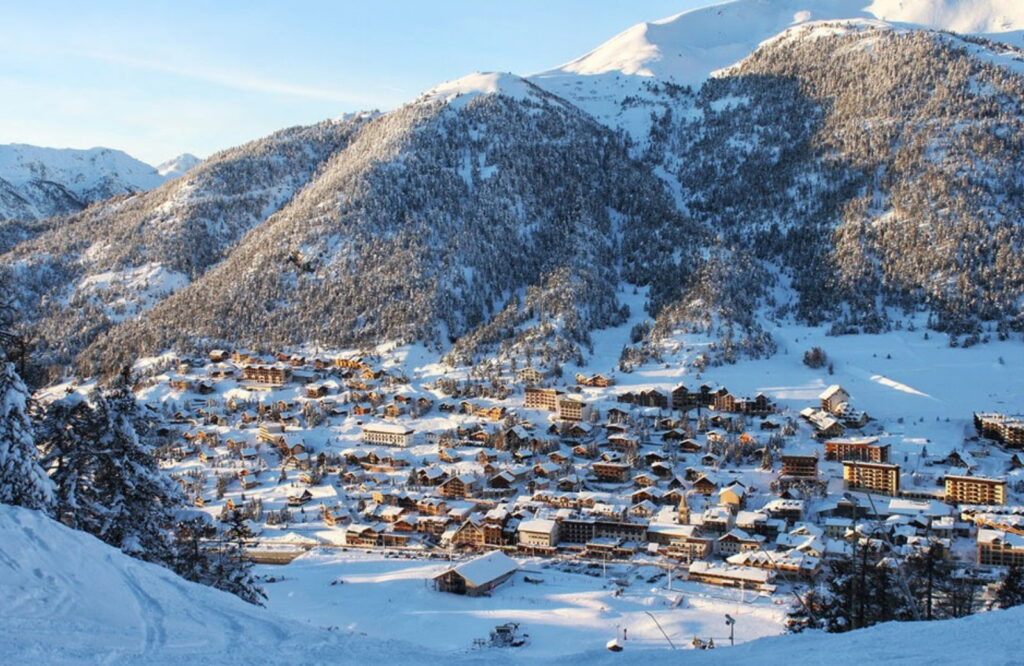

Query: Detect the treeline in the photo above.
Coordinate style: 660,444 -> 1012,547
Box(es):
788,531 -> 1024,633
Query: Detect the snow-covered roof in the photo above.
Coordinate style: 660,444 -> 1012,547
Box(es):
444,550 -> 518,587
819,384 -> 847,400
518,518 -> 557,534
362,422 -> 414,435
688,560 -> 773,583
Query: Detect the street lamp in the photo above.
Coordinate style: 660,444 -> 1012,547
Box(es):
724,614 -> 735,646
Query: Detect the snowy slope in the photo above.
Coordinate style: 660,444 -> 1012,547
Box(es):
0,504 -> 441,665
155,153 -> 201,179
4,501 -> 1024,665
0,144 -> 164,221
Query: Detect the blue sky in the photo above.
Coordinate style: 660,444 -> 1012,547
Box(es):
0,1 -> 707,165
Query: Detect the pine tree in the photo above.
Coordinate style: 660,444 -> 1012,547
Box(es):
35,392 -> 98,526
171,516 -> 217,584
995,564 -> 1024,609
0,362 -> 53,510
88,386 -> 179,562
215,509 -> 266,605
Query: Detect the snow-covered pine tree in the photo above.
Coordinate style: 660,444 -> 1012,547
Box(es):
995,564 -> 1024,609
214,509 -> 266,605
35,392 -> 98,527
0,361 -> 53,509
88,384 -> 179,563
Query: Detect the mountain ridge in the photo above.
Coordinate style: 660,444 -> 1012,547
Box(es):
5,2 -> 1024,379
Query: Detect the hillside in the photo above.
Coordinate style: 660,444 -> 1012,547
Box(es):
73,73 -> 692,374
4,116 -> 371,376
3,2 -> 1024,379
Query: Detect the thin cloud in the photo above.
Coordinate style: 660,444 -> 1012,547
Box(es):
79,49 -> 385,107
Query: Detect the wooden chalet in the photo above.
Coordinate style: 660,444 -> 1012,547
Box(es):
433,551 -> 518,597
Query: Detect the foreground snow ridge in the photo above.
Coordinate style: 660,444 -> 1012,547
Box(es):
1,503 -> 1022,664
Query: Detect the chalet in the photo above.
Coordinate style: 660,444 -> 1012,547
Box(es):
434,551 -> 518,597
241,364 -> 292,386
517,367 -> 546,385
727,550 -> 821,579
416,498 -> 449,516
630,486 -> 663,505
287,489 -> 313,507
762,499 -> 805,523
800,408 -> 845,438
716,529 -> 765,556
209,349 -> 230,362
697,506 -> 734,535
647,524 -> 713,562
564,422 -> 594,440
592,461 -> 631,483
489,470 -> 522,490
618,389 -> 668,410
819,385 -> 850,414
678,438 -> 702,454
633,472 -> 659,488
606,407 -> 630,424
255,422 -> 283,443
671,384 -> 696,411
575,373 -> 615,388
693,473 -> 723,496
416,467 -> 448,487
608,434 -> 639,453
687,561 -> 775,591
440,474 -> 479,499
345,524 -> 384,547
533,462 -> 562,479
718,484 -> 747,509
701,452 -> 722,467
451,519 -> 485,547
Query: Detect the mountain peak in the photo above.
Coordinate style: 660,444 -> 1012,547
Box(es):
156,153 -> 201,179
418,71 -> 546,108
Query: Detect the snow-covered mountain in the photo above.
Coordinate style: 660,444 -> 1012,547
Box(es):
533,0 -> 1024,86
0,144 -> 165,221
155,153 -> 202,179
531,0 -> 1024,133
5,0 -> 1024,377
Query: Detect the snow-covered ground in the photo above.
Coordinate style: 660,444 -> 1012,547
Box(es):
4,502 -> 1024,665
259,548 -> 786,657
